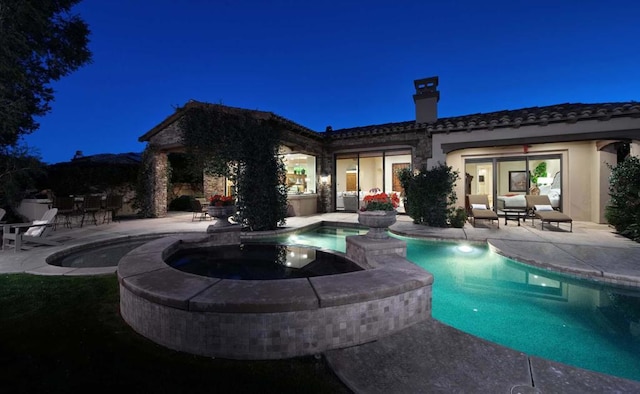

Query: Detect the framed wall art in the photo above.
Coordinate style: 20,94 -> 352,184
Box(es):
509,171 -> 528,192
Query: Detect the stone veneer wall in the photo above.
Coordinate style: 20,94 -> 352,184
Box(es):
203,173 -> 226,198
150,150 -> 168,218
118,230 -> 433,360
120,284 -> 429,360
148,120 -> 183,147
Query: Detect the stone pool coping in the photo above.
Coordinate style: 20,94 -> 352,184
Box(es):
117,228 -> 434,359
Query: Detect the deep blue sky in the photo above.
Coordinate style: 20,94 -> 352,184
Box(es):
25,0 -> 640,164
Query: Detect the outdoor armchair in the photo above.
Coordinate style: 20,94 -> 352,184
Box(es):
80,195 -> 103,227
191,199 -> 210,221
53,196 -> 76,229
103,194 -> 123,223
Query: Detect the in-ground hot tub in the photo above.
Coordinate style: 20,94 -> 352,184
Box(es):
166,243 -> 363,280
118,227 -> 433,360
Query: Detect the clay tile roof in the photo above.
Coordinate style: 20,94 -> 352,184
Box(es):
326,101 -> 640,138
141,100 -> 639,143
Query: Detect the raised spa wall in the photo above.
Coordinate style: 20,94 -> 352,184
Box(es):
118,227 -> 433,360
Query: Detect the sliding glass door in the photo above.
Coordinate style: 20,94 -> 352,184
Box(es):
335,149 -> 412,211
465,155 -> 562,211
465,160 -> 495,207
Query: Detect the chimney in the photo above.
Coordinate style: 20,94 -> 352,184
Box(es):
413,76 -> 439,124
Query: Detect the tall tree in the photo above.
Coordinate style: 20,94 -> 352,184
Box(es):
0,0 -> 92,147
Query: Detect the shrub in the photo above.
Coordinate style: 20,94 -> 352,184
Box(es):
0,145 -> 45,220
45,161 -> 139,196
168,195 -> 194,211
398,164 -> 459,227
449,207 -> 468,228
605,156 -> 640,242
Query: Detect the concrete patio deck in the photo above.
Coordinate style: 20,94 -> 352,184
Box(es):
1,211 -> 640,392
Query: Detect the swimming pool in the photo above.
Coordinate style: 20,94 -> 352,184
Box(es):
259,226 -> 640,382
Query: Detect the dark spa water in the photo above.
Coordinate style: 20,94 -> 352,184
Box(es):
166,243 -> 362,280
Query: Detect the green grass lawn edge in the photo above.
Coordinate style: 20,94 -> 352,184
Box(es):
0,273 -> 350,393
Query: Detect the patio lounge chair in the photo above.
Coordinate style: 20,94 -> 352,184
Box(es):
525,195 -> 573,232
467,195 -> 499,228
2,208 -> 60,251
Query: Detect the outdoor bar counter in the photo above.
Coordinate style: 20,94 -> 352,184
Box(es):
287,193 -> 318,216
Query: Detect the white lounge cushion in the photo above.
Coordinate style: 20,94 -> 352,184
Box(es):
535,204 -> 554,211
471,203 -> 487,210
24,220 -> 48,237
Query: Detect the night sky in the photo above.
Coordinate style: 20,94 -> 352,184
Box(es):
24,0 -> 640,163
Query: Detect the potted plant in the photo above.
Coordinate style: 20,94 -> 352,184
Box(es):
358,192 -> 400,239
207,194 -> 236,227
529,162 -> 547,194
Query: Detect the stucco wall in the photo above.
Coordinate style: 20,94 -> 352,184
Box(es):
595,146 -> 616,223
631,140 -> 640,157
568,142 -> 594,221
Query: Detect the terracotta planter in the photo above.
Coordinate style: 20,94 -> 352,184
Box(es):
358,210 -> 397,239
207,205 -> 236,228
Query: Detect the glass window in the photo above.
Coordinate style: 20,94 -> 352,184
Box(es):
497,158 -> 528,195
283,153 -> 316,194
464,154 -> 562,212
358,151 -> 383,193
531,157 -> 562,209
335,150 -> 413,211
335,155 -> 358,210
465,160 -> 495,207
385,151 -> 411,193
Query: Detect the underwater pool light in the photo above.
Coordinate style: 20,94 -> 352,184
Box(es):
458,244 -> 473,253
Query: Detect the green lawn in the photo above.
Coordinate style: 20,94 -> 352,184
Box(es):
0,274 -> 350,393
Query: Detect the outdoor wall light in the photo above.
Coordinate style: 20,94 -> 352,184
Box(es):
320,175 -> 329,185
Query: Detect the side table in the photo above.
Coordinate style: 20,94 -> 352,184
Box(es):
500,208 -> 527,226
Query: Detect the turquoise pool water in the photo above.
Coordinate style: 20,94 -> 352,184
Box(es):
261,226 -> 640,382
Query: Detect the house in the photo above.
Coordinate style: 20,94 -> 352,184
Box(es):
139,77 -> 640,223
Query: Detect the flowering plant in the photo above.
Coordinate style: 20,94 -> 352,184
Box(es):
360,192 -> 400,211
209,194 -> 235,206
